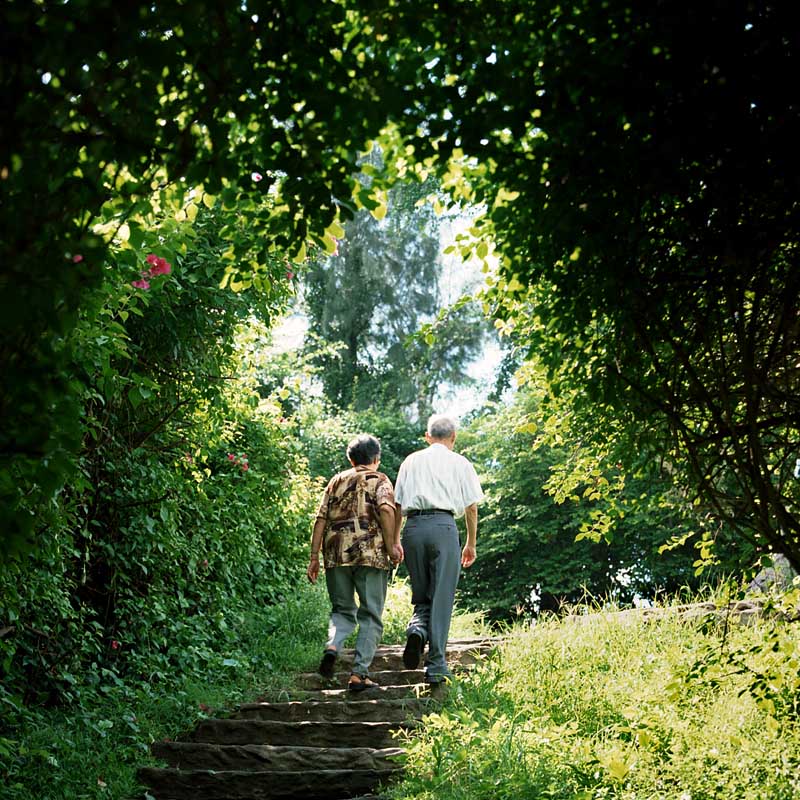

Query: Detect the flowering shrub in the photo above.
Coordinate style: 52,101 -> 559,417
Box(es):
0,207 -> 314,718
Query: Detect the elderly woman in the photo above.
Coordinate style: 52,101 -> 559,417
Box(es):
307,434 -> 403,691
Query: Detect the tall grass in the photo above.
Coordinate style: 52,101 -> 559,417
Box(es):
390,602 -> 800,800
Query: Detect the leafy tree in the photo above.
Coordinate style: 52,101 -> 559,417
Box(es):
357,0 -> 800,570
0,0 -> 396,552
0,205 -> 314,709
304,181 -> 486,417
5,0 -> 798,572
457,387 -> 748,620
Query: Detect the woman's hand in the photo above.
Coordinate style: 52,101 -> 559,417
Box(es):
307,554 -> 320,583
390,543 -> 404,565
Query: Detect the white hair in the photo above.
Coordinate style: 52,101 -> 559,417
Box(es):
427,414 -> 457,440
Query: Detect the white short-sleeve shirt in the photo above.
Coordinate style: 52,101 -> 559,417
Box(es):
394,443 -> 484,518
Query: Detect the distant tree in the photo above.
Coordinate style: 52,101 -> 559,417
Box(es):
304,180 -> 486,417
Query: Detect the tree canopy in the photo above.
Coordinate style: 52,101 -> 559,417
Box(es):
3,0 -> 799,568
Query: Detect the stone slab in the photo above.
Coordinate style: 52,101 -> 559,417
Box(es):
234,698 -> 429,723
138,767 -> 400,800
151,741 -> 405,772
190,719 -> 414,748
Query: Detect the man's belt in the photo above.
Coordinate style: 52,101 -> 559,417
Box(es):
406,508 -> 454,517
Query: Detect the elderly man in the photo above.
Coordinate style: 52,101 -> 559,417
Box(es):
393,414 -> 483,684
307,434 -> 402,691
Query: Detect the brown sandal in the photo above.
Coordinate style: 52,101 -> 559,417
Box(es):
347,675 -> 378,693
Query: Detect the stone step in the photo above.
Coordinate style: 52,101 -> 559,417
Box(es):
151,741 -> 405,771
296,660 -> 478,690
189,719 -> 415,748
282,683 -> 429,702
295,669 -> 425,690
233,697 -> 429,723
138,766 -> 399,800
334,640 -> 495,672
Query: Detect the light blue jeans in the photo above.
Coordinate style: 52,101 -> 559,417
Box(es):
325,565 -> 388,677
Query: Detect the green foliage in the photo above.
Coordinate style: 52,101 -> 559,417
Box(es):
0,207 -> 315,723
5,0 -> 799,572
391,607 -> 800,800
297,399 -> 424,484
1,585 -> 331,800
458,383 -> 749,619
0,0 -> 392,552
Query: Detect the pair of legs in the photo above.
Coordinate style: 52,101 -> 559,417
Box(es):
402,513 -> 461,682
324,565 -> 388,678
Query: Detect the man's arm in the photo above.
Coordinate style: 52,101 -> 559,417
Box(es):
380,504 -> 403,564
393,502 -> 408,549
307,516 -> 326,583
462,503 -> 478,568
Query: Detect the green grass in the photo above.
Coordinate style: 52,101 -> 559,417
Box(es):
389,602 -> 800,800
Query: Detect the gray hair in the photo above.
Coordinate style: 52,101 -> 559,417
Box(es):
427,414 -> 457,440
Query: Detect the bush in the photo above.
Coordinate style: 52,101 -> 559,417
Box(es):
0,206 -> 315,733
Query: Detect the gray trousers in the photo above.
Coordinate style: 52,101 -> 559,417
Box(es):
325,565 -> 388,677
402,513 -> 461,681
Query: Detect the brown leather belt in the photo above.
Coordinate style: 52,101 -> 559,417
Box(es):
406,509 -> 454,517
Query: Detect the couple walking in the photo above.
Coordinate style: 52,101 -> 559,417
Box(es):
306,414 -> 483,691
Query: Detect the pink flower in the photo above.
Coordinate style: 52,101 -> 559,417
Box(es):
227,453 -> 236,461
111,640 -> 120,650
241,463 -> 249,471
251,172 -> 263,182
131,279 -> 150,290
286,271 -> 295,280
72,254 -> 84,263
146,253 -> 159,265
149,257 -> 171,276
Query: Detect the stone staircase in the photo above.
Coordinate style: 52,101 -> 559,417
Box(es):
139,637 -> 498,800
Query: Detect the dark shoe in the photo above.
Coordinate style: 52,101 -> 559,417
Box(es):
403,632 -> 423,670
348,676 -> 379,693
319,649 -> 337,680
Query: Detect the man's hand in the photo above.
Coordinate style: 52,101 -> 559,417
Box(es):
307,555 -> 320,584
390,543 -> 404,565
461,544 -> 476,568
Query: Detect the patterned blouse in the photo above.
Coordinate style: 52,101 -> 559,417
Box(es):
315,465 -> 395,570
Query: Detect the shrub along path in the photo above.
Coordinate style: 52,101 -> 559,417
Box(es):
138,637 -> 499,800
